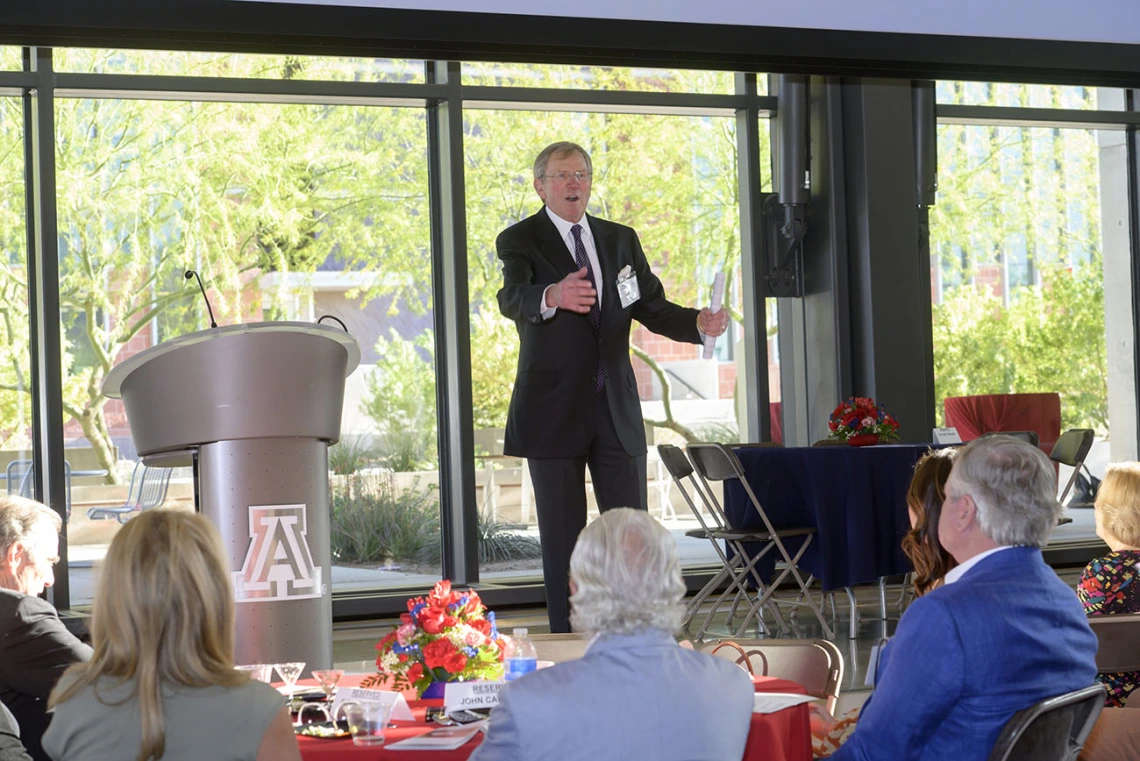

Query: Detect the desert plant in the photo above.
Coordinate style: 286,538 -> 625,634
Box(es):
329,472 -> 440,565
328,437 -> 376,475
476,515 -> 543,565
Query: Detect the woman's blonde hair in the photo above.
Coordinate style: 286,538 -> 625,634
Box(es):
49,509 -> 245,761
1095,462 -> 1140,548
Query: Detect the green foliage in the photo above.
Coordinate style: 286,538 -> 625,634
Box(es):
362,329 -> 438,472
329,472 -> 542,566
933,261 -> 1107,432
329,472 -> 440,565
328,437 -> 376,476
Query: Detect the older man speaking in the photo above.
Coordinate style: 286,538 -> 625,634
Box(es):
470,508 -> 753,761
831,436 -> 1098,761
0,496 -> 91,761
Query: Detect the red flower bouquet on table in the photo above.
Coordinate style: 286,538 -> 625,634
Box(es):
827,396 -> 900,446
366,580 -> 505,698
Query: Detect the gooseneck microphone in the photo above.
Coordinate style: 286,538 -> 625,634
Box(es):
184,270 -> 218,328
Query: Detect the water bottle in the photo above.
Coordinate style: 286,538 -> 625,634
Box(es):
503,627 -> 538,682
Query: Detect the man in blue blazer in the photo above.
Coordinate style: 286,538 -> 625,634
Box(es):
470,509 -> 754,761
831,436 -> 1098,761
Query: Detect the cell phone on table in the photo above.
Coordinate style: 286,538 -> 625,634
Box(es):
447,708 -> 492,724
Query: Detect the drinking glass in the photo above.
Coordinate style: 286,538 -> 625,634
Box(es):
274,661 -> 306,695
311,668 -> 345,700
235,664 -> 273,683
339,700 -> 393,746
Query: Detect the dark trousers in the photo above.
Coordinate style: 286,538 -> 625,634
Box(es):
527,390 -> 648,633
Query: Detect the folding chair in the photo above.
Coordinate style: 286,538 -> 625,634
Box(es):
1050,429 -> 1095,505
685,442 -> 834,639
985,684 -> 1105,761
657,444 -> 791,640
699,638 -> 844,714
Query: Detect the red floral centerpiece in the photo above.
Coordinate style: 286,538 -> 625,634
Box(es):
365,580 -> 506,698
827,396 -> 900,446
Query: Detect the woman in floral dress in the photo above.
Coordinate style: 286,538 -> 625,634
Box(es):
1077,461 -> 1140,708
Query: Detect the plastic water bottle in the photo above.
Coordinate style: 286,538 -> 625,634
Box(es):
503,627 -> 538,681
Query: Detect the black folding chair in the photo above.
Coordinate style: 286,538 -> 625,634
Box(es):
1050,429 -> 1095,505
657,444 -> 790,640
986,684 -> 1105,761
1087,612 -> 1140,674
685,442 -> 834,640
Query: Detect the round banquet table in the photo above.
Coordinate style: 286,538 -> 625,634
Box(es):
295,674 -> 811,761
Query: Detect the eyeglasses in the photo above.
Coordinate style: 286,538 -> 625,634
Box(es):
542,171 -> 592,183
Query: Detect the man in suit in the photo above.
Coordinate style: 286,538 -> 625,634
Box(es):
0,496 -> 92,761
470,508 -> 753,761
830,436 -> 1098,761
497,141 -> 728,632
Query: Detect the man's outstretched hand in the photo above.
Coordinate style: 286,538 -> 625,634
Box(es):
697,307 -> 729,337
545,267 -> 597,313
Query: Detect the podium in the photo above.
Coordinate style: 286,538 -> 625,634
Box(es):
103,322 -> 360,669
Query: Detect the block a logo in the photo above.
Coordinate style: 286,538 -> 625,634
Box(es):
233,504 -> 323,603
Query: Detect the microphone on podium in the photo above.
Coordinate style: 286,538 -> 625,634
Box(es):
184,270 -> 218,328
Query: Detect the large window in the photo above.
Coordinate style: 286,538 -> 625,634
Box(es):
932,82 -> 1134,491
463,102 -> 768,579
49,50 -> 434,602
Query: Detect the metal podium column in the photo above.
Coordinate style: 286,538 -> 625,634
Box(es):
198,437 -> 332,669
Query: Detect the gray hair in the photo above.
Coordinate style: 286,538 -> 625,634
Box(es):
948,436 -> 1059,547
533,141 -> 593,181
569,508 -> 685,637
0,495 -> 61,558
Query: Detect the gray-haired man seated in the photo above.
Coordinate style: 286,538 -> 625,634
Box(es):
470,508 -> 753,761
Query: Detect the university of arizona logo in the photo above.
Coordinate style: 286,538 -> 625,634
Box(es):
233,504 -> 322,602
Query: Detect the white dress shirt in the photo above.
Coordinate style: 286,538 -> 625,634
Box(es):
539,207 -> 603,319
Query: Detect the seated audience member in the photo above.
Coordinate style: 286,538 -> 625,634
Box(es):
0,702 -> 31,761
470,508 -> 754,761
0,496 -> 91,761
813,448 -> 959,757
1076,461 -> 1140,707
43,510 -> 300,761
829,436 -> 1098,761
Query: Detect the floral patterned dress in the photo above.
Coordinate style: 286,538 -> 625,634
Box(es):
1076,549 -> 1140,707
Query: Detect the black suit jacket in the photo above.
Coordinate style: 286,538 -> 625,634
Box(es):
0,590 -> 92,761
496,208 -> 701,459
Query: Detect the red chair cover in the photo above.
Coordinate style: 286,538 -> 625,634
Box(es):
942,393 -> 1061,454
770,401 -> 783,445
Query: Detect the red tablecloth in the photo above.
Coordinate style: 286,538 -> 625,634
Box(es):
296,674 -> 811,761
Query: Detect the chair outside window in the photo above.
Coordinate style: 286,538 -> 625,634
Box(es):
1050,429 -> 1095,505
86,462 -> 173,523
685,442 -> 834,640
7,459 -> 73,521
985,683 -> 1105,761
656,444 -> 790,640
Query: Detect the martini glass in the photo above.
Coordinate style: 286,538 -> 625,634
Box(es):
274,661 -> 306,697
312,669 -> 345,701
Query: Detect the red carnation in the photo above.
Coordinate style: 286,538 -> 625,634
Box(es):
377,631 -> 398,650
442,651 -> 468,674
423,638 -> 458,671
406,662 -> 424,683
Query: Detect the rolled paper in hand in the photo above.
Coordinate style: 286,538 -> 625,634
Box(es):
702,271 -> 726,359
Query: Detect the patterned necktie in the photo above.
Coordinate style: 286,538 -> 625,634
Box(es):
570,224 -> 605,392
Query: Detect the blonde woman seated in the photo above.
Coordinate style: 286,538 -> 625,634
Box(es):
1077,462 -> 1140,707
42,510 -> 301,761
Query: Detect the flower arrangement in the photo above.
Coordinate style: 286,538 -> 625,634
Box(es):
827,396 -> 900,445
366,580 -> 505,697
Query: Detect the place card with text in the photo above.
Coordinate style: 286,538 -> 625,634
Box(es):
331,687 -> 415,721
444,681 -> 504,715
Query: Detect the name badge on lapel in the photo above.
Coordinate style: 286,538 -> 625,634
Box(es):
616,265 -> 640,309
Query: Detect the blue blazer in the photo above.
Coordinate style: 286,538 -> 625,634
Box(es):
469,629 -> 754,761
832,547 -> 1098,761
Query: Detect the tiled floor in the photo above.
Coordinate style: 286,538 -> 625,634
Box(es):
331,566 -> 1089,716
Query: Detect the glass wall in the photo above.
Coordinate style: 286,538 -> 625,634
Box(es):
48,50 -> 434,603
932,82 -> 1134,504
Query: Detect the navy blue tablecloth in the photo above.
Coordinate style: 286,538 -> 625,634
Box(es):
723,444 -> 938,591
